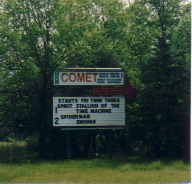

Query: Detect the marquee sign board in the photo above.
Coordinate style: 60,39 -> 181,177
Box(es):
53,96 -> 125,128
54,71 -> 124,85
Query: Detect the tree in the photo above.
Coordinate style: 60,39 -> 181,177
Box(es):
0,0 -> 129,158
0,0 -> 190,160
125,0 -> 190,159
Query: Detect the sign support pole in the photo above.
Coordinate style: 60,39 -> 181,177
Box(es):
66,87 -> 70,159
66,130 -> 70,159
108,129 -> 113,159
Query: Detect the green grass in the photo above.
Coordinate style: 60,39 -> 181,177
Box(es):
0,142 -> 190,183
0,158 -> 190,183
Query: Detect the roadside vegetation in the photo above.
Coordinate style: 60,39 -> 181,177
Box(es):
0,142 -> 190,183
0,0 -> 190,176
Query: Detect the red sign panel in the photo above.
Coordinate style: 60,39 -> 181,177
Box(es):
92,81 -> 136,102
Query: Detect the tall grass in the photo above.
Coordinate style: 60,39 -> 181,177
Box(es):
0,141 -> 39,164
0,142 -> 190,183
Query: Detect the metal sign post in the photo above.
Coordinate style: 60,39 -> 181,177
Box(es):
108,129 -> 113,159
66,130 -> 70,159
66,87 -> 70,159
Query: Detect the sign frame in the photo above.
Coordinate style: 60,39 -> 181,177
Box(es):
53,96 -> 125,129
54,69 -> 124,86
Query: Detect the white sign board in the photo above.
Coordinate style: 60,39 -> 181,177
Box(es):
54,71 -> 124,85
53,96 -> 125,128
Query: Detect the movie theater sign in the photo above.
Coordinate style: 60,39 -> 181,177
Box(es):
53,96 -> 125,128
54,71 -> 124,85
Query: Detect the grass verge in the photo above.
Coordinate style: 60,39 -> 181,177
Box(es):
0,158 -> 190,183
0,142 -> 190,183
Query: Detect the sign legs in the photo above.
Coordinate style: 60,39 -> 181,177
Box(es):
66,130 -> 70,159
107,129 -> 113,159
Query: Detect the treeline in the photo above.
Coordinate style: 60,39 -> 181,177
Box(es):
0,0 -> 190,161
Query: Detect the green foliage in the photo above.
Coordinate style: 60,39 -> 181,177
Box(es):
0,142 -> 29,164
126,0 -> 190,159
0,0 -> 190,160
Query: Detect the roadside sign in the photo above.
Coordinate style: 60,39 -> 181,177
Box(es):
54,71 -> 124,85
53,96 -> 125,128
